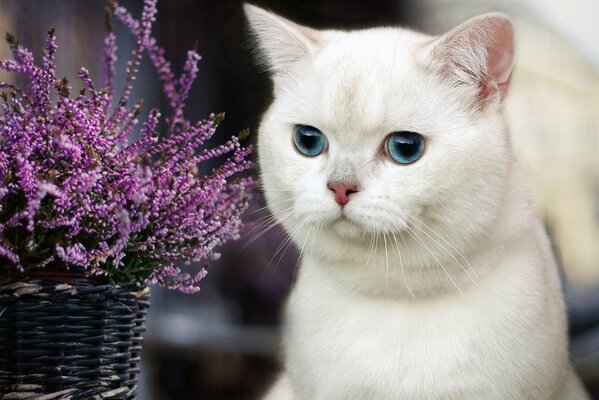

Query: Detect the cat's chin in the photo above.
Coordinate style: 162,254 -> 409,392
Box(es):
331,216 -> 367,240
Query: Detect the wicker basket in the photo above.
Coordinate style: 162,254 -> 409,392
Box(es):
0,278 -> 150,400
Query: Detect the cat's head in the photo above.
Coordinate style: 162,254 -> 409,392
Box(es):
245,5 -> 515,291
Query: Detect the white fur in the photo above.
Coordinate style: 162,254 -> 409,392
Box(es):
243,4 -> 589,399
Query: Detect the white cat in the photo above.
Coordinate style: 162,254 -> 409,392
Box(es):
244,4 -> 590,399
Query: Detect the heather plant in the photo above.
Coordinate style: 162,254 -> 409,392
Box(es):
0,0 -> 252,293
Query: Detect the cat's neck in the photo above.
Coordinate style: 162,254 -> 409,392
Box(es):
300,168 -> 538,300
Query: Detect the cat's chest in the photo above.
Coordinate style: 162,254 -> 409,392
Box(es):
283,264 -> 567,400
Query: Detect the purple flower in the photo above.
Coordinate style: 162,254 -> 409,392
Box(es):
0,0 -> 253,293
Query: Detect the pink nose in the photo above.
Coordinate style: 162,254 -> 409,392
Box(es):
327,182 -> 358,206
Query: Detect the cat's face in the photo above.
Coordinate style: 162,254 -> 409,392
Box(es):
246,5 -> 514,269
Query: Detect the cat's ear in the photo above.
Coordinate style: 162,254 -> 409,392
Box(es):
422,13 -> 514,105
243,4 -> 320,74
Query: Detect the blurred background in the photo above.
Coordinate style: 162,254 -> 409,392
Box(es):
0,0 -> 597,398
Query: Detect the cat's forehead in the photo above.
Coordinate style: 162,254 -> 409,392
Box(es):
317,28 -> 425,70
303,29 -> 431,141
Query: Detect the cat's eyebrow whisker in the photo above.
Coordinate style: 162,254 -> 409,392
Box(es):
405,225 -> 462,295
409,218 -> 477,285
411,217 -> 479,281
391,232 -> 414,298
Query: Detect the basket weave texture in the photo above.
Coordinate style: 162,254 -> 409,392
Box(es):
0,280 -> 150,400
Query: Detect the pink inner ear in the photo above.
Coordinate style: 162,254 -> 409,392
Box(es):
481,72 -> 511,102
482,19 -> 514,102
497,71 -> 512,99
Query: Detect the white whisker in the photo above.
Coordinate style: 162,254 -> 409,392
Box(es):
266,217 -> 307,281
392,232 -> 414,298
405,225 -> 462,295
246,197 -> 294,217
293,224 -> 313,283
411,217 -> 479,280
383,233 -> 390,293
237,207 -> 296,255
410,218 -> 477,284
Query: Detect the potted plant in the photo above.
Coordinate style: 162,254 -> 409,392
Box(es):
0,0 -> 252,398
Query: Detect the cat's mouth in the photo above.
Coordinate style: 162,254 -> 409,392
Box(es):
327,208 -> 412,239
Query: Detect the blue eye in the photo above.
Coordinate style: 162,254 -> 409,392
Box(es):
386,131 -> 425,164
293,125 -> 327,157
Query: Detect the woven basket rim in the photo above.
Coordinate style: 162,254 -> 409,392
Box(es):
0,279 -> 150,298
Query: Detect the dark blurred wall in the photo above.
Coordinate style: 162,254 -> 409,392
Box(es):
153,0 -> 412,147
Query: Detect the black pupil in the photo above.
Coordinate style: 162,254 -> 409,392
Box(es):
301,131 -> 319,149
395,135 -> 419,156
